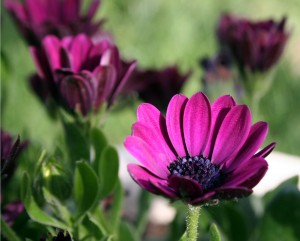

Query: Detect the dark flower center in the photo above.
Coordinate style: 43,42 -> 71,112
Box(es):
168,155 -> 222,191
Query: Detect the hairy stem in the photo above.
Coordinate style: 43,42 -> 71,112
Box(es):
186,204 -> 201,241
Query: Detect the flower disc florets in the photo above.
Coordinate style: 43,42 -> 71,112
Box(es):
168,156 -> 221,191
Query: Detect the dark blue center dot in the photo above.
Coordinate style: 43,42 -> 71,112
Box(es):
167,155 -> 222,191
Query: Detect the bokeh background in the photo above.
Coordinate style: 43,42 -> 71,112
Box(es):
2,1 -> 300,241
2,0 -> 300,154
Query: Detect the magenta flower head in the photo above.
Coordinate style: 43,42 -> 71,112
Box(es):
217,14 -> 288,72
125,92 -> 275,205
1,129 -> 28,183
4,0 -> 104,46
124,66 -> 191,111
30,34 -> 136,116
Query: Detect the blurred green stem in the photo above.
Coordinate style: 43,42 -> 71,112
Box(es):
242,70 -> 274,119
186,204 -> 201,241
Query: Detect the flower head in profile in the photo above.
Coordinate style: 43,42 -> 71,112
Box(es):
1,129 -> 28,183
125,92 -> 275,205
124,66 -> 191,111
4,0 -> 104,46
217,14 -> 288,72
30,34 -> 136,116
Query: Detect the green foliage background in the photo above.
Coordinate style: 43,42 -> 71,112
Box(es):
2,0 -> 300,155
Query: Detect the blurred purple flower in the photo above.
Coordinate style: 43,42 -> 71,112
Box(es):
125,92 -> 275,205
30,34 -> 136,116
124,66 -> 191,111
4,0 -> 104,46
200,52 -> 233,83
2,201 -> 24,226
217,14 -> 288,72
1,129 -> 28,182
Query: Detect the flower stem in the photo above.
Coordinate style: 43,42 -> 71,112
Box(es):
186,204 -> 201,241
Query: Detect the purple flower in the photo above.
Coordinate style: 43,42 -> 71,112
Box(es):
125,92 -> 275,205
1,129 -> 28,182
217,14 -> 288,72
124,66 -> 191,111
200,52 -> 233,83
2,201 -> 24,226
30,34 -> 136,116
4,0 -> 104,46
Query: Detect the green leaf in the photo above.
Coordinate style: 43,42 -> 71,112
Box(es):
100,236 -> 114,241
209,223 -> 221,241
118,221 -> 138,241
63,122 -> 90,162
178,232 -> 187,241
42,188 -> 72,226
21,172 -> 68,230
81,215 -> 104,240
74,161 -> 100,220
43,157 -> 73,201
263,176 -> 299,204
98,146 -> 119,199
136,190 -> 152,237
88,209 -> 110,236
256,185 -> 300,241
90,127 -> 108,166
206,202 -> 249,241
1,217 -> 22,241
107,179 -> 124,232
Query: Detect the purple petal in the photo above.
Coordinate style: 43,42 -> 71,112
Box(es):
42,36 -> 63,71
166,94 -> 188,157
4,0 -> 28,22
203,95 -> 236,158
212,105 -> 251,166
128,164 -> 177,198
2,201 -> 24,226
109,61 -> 137,105
224,121 -> 268,172
222,157 -> 268,189
93,66 -> 116,109
86,0 -> 101,20
24,0 -> 47,24
69,34 -> 93,72
137,103 -> 162,125
189,191 -> 216,205
29,47 -> 52,80
132,122 -> 176,161
62,0 -> 80,22
213,187 -> 252,200
254,142 -> 276,158
136,103 -> 176,157
169,176 -> 203,199
124,136 -> 169,179
59,74 -> 94,115
183,92 -> 211,157
151,181 -> 178,199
